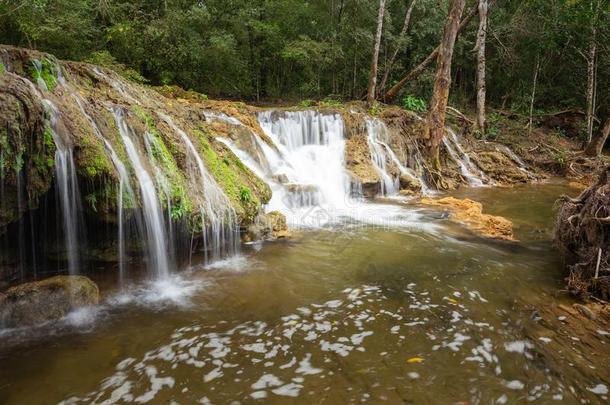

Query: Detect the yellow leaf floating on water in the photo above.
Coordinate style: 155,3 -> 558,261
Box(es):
446,298 -> 458,304
407,357 -> 424,364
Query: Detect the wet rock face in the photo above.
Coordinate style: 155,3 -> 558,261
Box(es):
0,71 -> 52,227
0,275 -> 99,328
472,151 -> 529,184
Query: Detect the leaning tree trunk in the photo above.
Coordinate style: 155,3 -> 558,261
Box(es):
378,0 -> 418,98
585,117 -> 610,157
424,0 -> 466,167
383,1 -> 480,102
474,0 -> 488,132
366,0 -> 386,106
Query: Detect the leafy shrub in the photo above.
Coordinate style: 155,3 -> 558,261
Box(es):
298,99 -> 314,108
401,95 -> 427,112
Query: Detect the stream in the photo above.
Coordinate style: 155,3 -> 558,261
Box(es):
1,181 -> 607,404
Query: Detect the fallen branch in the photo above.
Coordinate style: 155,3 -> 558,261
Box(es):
446,106 -> 474,125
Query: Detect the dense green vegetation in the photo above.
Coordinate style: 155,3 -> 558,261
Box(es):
0,1 -> 608,117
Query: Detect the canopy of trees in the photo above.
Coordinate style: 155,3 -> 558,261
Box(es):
1,0 -> 608,120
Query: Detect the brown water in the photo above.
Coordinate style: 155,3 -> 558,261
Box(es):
1,182 -> 608,404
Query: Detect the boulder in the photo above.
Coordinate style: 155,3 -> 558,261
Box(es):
399,175 -> 422,193
0,275 -> 100,328
243,211 -> 290,242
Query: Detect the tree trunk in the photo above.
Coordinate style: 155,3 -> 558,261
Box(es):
424,0 -> 466,166
383,1 -> 481,102
378,0 -> 418,98
475,0 -> 488,132
585,118 -> 610,157
366,0 -> 386,106
528,55 -> 540,134
585,1 -> 600,144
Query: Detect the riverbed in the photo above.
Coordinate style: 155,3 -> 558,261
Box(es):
1,182 -> 607,404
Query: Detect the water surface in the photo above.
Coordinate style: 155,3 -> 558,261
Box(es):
1,182 -> 607,404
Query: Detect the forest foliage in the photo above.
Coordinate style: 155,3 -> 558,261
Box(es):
0,0 -> 608,120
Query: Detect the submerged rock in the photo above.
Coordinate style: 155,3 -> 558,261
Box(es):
420,197 -> 514,240
0,275 -> 99,328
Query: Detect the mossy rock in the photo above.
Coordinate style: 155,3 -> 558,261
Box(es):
0,275 -> 100,328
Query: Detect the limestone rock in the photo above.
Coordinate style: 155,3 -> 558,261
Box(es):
420,196 -> 514,240
244,211 -> 290,242
0,275 -> 100,328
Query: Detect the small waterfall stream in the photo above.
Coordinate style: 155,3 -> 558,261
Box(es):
443,128 -> 488,187
113,107 -> 170,279
43,100 -> 84,275
72,95 -> 137,282
158,113 -> 238,262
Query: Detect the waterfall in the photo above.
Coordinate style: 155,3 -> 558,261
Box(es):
365,119 -> 400,196
203,111 -> 244,126
30,59 -> 48,91
73,95 -> 136,282
495,144 -> 530,174
92,67 -> 140,105
257,110 -> 350,221
43,100 -> 84,275
158,113 -> 238,263
443,128 -> 488,187
113,107 -> 170,279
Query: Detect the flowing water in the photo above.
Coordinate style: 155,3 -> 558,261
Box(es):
158,113 -> 238,263
44,100 -> 84,275
113,107 -> 170,279
366,119 -> 400,196
444,128 -> 488,187
1,181 -> 607,404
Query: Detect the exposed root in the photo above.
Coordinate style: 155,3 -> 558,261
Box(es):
555,165 -> 610,300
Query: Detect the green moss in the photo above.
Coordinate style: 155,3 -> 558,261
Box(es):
193,129 -> 269,222
28,58 -> 59,91
132,106 -> 192,217
0,62 -> 4,74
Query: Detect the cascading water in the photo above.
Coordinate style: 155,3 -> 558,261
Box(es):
43,100 -> 83,275
73,95 -> 136,282
113,107 -> 170,279
158,113 -> 238,262
443,128 -> 488,187
257,110 -> 350,223
366,119 -> 401,196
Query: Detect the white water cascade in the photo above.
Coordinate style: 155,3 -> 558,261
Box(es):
73,95 -> 137,282
257,111 -> 350,222
113,107 -> 170,279
443,128 -> 488,187
214,110 -> 433,231
158,113 -> 238,262
43,100 -> 83,275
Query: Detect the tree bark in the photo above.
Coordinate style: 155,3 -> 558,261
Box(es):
475,0 -> 488,132
366,0 -> 386,106
424,0 -> 466,166
378,0 -> 418,97
383,1 -> 480,102
585,118 -> 610,157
